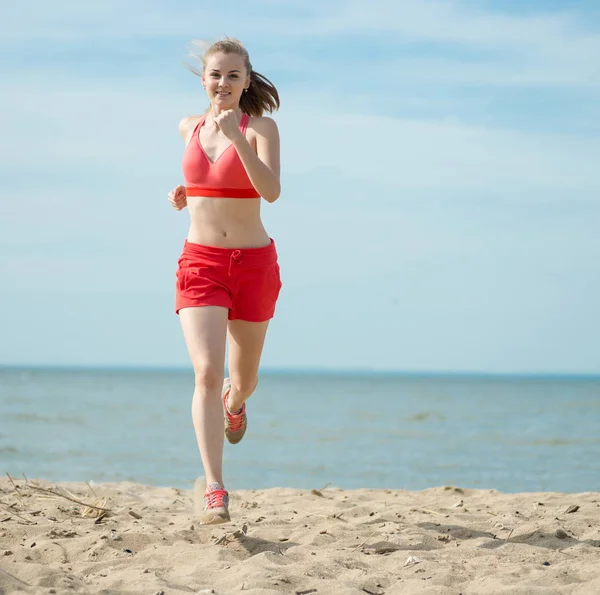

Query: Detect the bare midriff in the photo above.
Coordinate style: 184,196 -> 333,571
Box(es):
186,196 -> 271,249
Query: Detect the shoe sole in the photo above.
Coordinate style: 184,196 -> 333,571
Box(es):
198,509 -> 231,525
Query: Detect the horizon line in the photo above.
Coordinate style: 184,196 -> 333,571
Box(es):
0,363 -> 599,380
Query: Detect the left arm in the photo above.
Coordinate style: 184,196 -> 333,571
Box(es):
217,112 -> 281,202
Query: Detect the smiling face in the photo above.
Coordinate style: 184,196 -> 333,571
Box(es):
202,52 -> 250,111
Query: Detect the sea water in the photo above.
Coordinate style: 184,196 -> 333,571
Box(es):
1,367 -> 599,493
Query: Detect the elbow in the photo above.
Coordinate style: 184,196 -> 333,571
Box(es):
263,182 -> 281,203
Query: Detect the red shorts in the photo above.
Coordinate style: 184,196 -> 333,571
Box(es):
175,239 -> 282,322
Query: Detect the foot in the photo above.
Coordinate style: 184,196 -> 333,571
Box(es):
199,481 -> 230,525
223,378 -> 247,445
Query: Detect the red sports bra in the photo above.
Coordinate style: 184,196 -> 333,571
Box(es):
182,113 -> 260,199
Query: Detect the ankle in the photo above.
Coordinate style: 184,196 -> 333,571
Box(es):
226,397 -> 244,415
206,478 -> 225,491
227,381 -> 256,413
226,388 -> 247,414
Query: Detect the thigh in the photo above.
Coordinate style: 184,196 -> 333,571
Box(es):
227,319 -> 270,385
180,306 -> 229,374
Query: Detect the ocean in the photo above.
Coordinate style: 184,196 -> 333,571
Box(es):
1,367 -> 599,493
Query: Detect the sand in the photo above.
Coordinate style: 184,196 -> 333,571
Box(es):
0,477 -> 599,595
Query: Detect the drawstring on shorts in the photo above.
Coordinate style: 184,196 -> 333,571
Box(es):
228,249 -> 242,277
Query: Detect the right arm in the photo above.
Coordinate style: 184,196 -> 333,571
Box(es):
168,117 -> 201,211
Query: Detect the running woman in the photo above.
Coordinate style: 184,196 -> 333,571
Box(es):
167,38 -> 282,525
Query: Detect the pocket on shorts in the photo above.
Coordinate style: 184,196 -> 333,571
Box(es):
272,262 -> 283,301
177,262 -> 223,296
175,264 -> 189,292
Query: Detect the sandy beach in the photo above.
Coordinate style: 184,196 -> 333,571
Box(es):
0,477 -> 598,594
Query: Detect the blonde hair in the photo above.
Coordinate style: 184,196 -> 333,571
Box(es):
188,37 -> 280,117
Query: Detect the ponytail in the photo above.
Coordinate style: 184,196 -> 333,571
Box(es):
240,70 -> 280,117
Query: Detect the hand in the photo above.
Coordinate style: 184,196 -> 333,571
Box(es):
213,109 -> 243,141
168,185 -> 187,211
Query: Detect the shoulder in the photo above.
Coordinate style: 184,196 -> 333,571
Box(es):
247,116 -> 279,144
178,115 -> 203,140
247,115 -> 279,135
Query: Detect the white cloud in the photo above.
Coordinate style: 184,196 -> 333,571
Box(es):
280,100 -> 600,203
1,0 -> 590,46
305,0 -> 581,47
3,0 -> 599,88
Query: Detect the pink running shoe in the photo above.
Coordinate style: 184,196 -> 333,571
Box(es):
223,378 -> 247,445
195,478 -> 230,525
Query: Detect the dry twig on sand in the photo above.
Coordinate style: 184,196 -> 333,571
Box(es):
0,503 -> 35,525
420,507 -> 447,517
5,473 -> 26,508
351,531 -> 377,553
5,477 -> 112,521
26,483 -> 111,514
0,567 -> 32,588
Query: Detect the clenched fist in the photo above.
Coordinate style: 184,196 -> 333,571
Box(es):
168,185 -> 187,211
213,109 -> 243,141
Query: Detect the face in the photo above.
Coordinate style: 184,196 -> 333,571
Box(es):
202,52 -> 249,111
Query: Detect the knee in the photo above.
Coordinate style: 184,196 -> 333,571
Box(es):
192,364 -> 224,394
231,375 -> 258,399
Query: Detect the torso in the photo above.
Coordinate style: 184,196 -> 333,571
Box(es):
180,115 -> 270,249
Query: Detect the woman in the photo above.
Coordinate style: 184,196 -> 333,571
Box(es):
167,38 -> 282,525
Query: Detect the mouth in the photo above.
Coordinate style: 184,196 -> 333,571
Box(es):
216,92 -> 231,98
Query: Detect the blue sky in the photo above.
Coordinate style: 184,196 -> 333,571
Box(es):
1,0 -> 599,373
